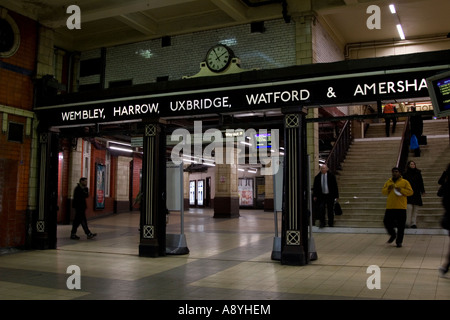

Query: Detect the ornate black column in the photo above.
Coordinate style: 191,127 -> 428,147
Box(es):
280,107 -> 309,265
139,121 -> 167,257
33,131 -> 59,249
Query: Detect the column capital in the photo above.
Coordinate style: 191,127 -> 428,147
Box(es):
281,106 -> 308,115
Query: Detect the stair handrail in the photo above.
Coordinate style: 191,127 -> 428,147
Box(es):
326,120 -> 352,174
396,117 -> 411,173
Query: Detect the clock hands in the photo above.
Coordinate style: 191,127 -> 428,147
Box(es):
212,48 -> 228,61
212,48 -> 220,60
206,45 -> 233,72
216,51 -> 228,60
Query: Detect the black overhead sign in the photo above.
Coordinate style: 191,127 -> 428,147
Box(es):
35,70 -> 439,127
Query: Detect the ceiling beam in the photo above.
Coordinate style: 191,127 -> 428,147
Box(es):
210,0 -> 247,21
115,12 -> 157,36
40,0 -> 198,28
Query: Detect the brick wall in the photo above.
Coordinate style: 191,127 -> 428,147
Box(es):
131,155 -> 142,211
0,11 -> 37,248
62,142 -> 143,219
312,19 -> 345,63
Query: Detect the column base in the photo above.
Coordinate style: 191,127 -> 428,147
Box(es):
264,198 -> 274,211
213,197 -> 239,218
139,239 -> 161,257
271,236 -> 281,261
32,232 -> 55,250
114,200 -> 130,213
281,245 -> 306,266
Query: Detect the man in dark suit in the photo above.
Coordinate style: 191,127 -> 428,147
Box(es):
313,164 -> 339,228
71,177 -> 97,240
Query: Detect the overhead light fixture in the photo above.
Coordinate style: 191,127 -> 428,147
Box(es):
203,161 -> 215,167
396,24 -> 406,40
389,4 -> 405,40
109,146 -> 133,153
389,4 -> 396,14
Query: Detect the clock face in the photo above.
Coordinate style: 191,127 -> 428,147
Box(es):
206,45 -> 233,72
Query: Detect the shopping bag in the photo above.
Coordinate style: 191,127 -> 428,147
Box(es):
410,134 -> 419,150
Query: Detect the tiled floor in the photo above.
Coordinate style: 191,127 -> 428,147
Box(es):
0,208 -> 449,301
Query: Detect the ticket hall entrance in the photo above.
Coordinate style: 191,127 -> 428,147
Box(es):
33,50 -> 450,265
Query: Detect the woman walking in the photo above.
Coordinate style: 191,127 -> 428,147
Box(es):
403,160 -> 425,228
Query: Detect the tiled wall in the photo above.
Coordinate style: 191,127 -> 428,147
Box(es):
80,19 -> 296,88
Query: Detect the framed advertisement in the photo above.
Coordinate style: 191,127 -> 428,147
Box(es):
189,180 -> 196,206
95,163 -> 106,209
197,180 -> 204,206
238,178 -> 254,207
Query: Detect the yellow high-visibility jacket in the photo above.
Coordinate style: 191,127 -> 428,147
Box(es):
381,177 -> 414,209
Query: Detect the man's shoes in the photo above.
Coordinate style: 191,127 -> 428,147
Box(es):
387,235 -> 396,243
439,267 -> 449,278
410,224 -> 417,229
396,243 -> 402,248
70,234 -> 80,240
87,233 -> 97,239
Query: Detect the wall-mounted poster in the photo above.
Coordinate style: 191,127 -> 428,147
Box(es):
197,180 -> 204,206
95,163 -> 105,209
189,180 -> 196,206
238,178 -> 254,206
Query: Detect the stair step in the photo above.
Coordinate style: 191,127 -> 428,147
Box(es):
331,118 -> 449,229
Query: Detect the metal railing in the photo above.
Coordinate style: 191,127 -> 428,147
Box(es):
326,120 -> 352,175
396,118 -> 411,173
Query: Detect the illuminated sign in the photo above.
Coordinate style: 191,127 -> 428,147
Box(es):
255,133 -> 271,149
427,70 -> 450,117
35,70 -> 440,127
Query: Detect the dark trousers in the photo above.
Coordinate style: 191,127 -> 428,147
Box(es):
385,117 -> 397,136
383,209 -> 406,244
318,194 -> 335,227
71,210 -> 91,235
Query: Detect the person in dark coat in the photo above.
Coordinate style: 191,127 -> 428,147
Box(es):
313,164 -> 339,228
438,163 -> 450,277
71,177 -> 97,240
409,107 -> 424,157
383,103 -> 397,137
409,108 -> 424,139
402,160 -> 425,228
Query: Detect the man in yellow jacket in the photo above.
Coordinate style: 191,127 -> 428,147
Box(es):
382,167 -> 414,247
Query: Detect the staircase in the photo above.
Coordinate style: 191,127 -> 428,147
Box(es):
334,119 -> 449,229
414,119 -> 450,228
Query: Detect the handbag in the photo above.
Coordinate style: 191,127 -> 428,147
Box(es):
441,214 -> 450,230
418,135 -> 427,145
333,200 -> 343,216
438,182 -> 448,197
437,185 -> 445,197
